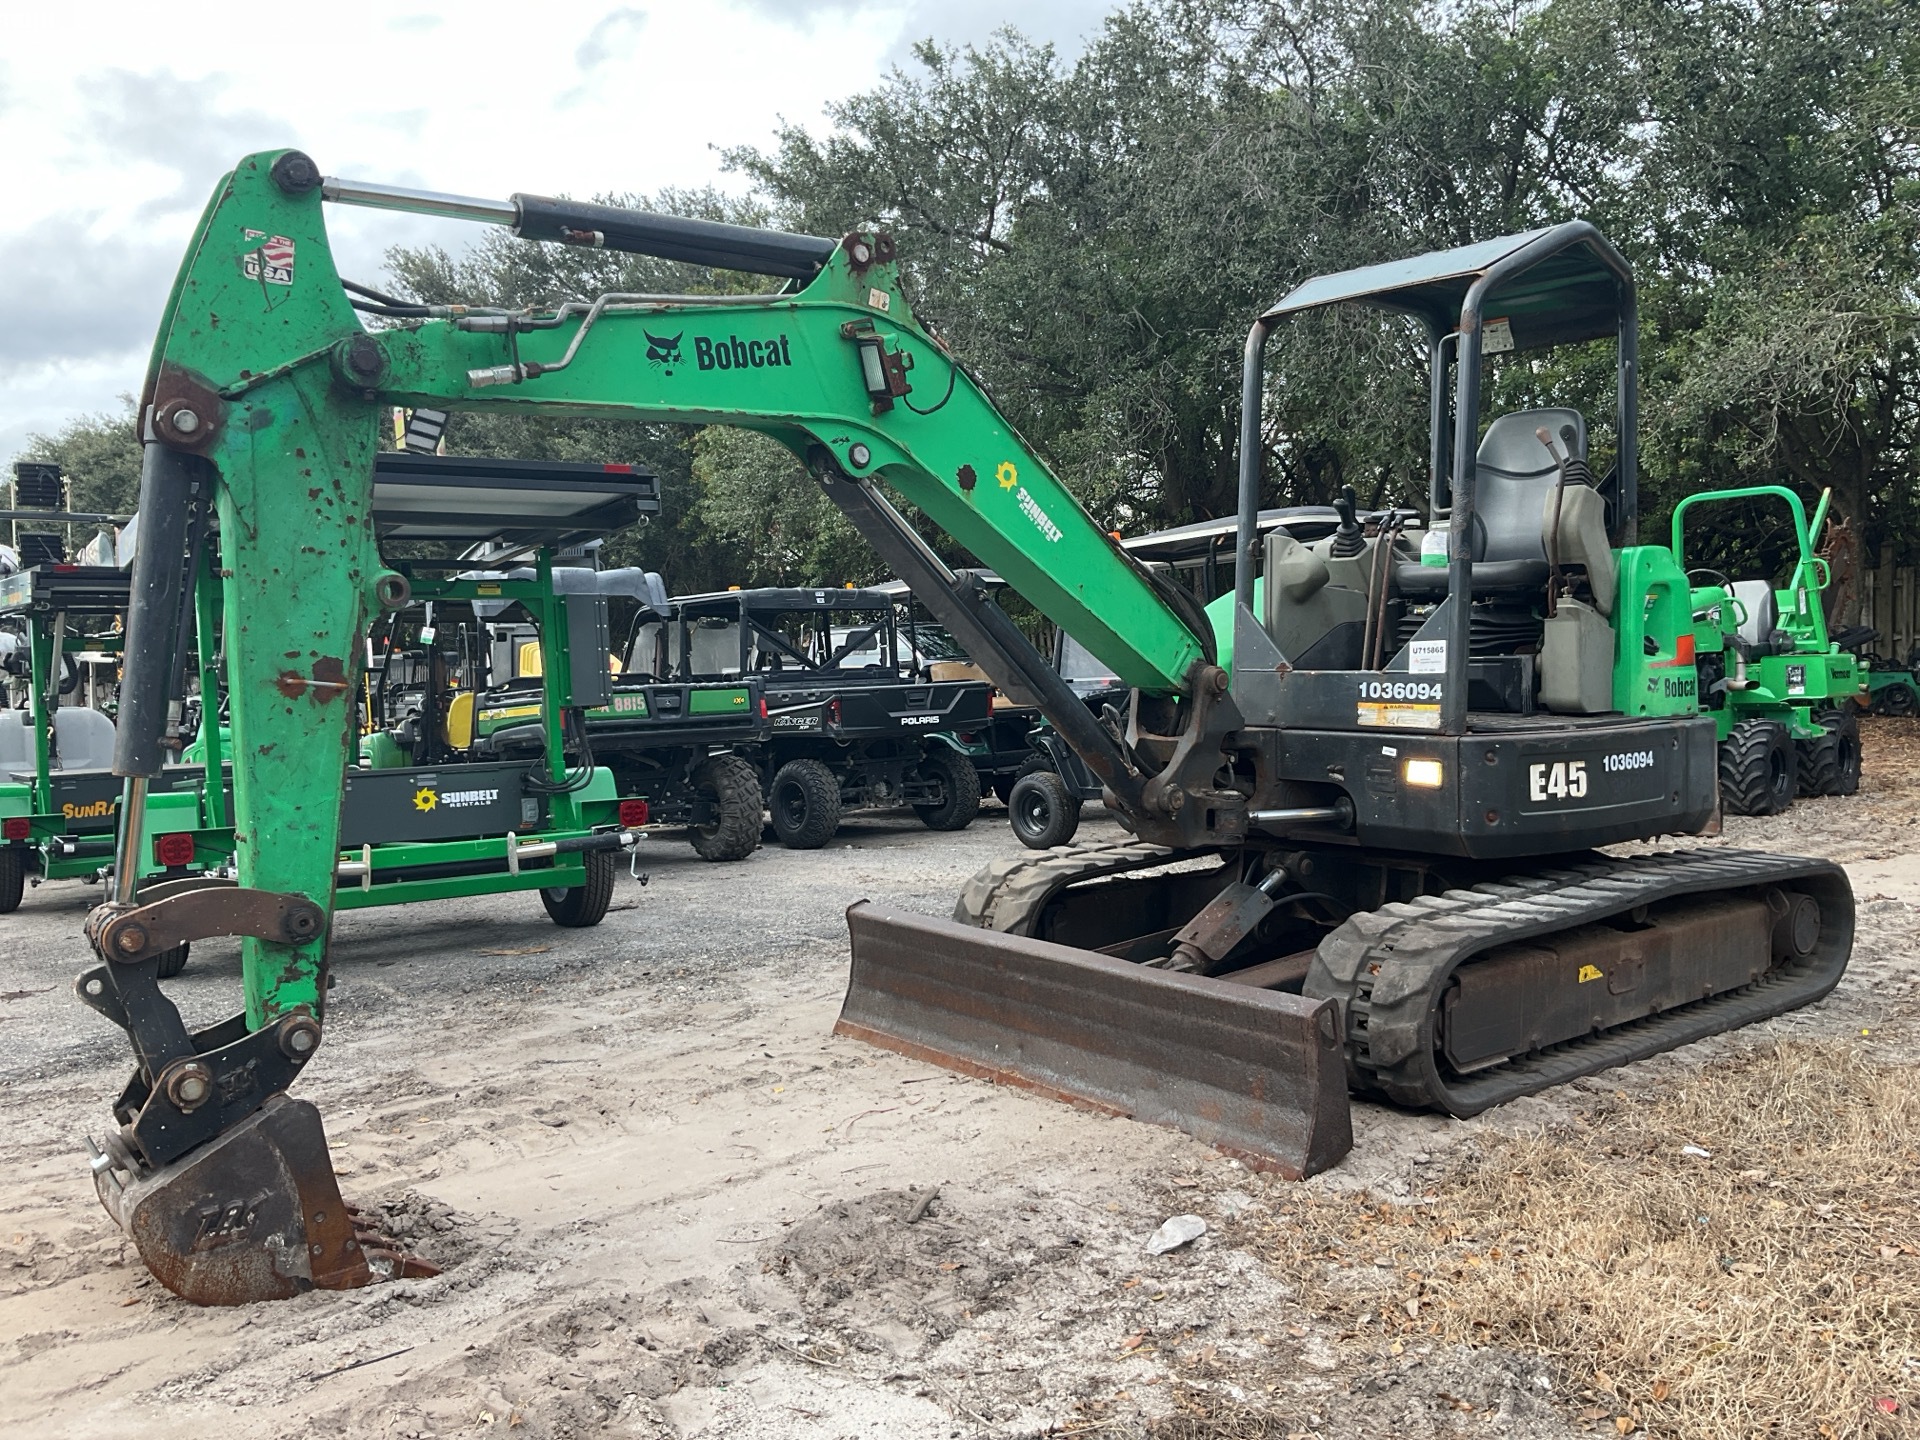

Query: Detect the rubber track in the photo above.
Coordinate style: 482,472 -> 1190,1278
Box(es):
958,843 -> 1853,1122
954,837 -> 1210,933
1307,848 -> 1853,1117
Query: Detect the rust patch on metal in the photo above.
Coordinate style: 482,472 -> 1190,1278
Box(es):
832,1019 -> 1129,1118
308,656 -> 349,705
274,658 -> 349,705
143,362 -> 230,456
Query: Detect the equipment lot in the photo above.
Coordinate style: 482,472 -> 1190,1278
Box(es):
4,730 -> 1919,1440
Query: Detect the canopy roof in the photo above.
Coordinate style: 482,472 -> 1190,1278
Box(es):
1262,221 -> 1632,352
672,587 -> 895,617
371,452 -> 659,550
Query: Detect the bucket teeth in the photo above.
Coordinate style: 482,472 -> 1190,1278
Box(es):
94,1094 -> 434,1305
347,1204 -> 442,1281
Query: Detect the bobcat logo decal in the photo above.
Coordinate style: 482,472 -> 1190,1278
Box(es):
645,331 -> 684,376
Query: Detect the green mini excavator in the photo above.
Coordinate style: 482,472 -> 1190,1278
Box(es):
82,151 -> 1852,1304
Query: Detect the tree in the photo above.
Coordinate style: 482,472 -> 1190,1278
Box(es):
17,402 -> 143,516
384,187 -> 860,591
1624,0 -> 1920,611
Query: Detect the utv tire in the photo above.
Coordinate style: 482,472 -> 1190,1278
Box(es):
688,754 -> 763,861
155,942 -> 191,979
1719,718 -> 1796,816
1796,706 -> 1862,797
1008,770 -> 1081,850
912,749 -> 982,832
769,758 -> 842,849
0,849 -> 21,915
541,848 -> 617,927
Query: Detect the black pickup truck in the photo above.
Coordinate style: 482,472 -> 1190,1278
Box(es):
662,588 -> 990,847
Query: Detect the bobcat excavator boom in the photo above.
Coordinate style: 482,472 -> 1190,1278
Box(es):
86,152 -> 1847,1305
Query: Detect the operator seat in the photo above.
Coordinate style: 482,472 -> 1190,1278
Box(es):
1396,408 -> 1617,616
1730,580 -> 1780,649
52,706 -> 116,771
0,710 -> 28,776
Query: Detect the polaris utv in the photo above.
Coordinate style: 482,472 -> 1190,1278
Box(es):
460,567 -> 768,860
660,587 -> 989,847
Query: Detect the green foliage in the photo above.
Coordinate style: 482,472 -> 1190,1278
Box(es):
727,0 -> 1918,602
688,427 -> 874,587
33,0 -> 1914,614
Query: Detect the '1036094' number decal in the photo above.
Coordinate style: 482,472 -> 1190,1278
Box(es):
1359,679 -> 1442,701
1528,751 -> 1659,802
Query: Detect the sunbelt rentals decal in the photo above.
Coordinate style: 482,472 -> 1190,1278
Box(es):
413,785 -> 501,813
995,461 -> 1063,543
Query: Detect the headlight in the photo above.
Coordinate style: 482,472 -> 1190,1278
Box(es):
1404,758 -> 1444,788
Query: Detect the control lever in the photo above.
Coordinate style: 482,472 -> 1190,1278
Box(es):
1329,485 -> 1365,559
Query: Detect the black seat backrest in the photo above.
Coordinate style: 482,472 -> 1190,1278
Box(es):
1469,408 -> 1588,563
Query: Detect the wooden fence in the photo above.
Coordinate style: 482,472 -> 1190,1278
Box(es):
1862,561 -> 1920,662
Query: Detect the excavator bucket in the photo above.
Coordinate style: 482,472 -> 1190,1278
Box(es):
91,1094 -> 434,1306
838,903 -> 1353,1178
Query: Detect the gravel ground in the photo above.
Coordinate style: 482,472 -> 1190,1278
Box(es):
2,726 -> 1918,1440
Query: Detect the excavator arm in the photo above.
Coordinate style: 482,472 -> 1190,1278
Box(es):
83,151 -> 1319,1306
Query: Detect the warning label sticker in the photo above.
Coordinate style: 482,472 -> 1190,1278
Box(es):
1358,701 -> 1442,731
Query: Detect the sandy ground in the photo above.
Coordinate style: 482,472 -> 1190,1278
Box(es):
3,727 -> 1918,1440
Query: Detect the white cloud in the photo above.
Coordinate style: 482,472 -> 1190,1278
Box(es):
0,0 -> 1116,467
575,7 -> 649,69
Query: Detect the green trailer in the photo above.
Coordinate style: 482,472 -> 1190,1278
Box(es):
0,564 -> 213,937
1678,485 -> 1867,814
179,452 -> 665,922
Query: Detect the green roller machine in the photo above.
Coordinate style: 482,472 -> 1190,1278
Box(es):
1676,485 -> 1866,814
79,152 -> 1851,1305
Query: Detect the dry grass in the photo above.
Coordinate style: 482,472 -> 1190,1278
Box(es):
1245,1043 -> 1920,1438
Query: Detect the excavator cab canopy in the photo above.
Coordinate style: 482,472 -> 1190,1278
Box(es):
1261,224 -> 1631,352
1250,221 -> 1638,542
1237,221 -> 1641,734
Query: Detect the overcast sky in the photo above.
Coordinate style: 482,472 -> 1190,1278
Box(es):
0,0 -> 1118,471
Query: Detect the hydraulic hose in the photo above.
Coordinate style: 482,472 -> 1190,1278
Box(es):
115,443 -> 207,779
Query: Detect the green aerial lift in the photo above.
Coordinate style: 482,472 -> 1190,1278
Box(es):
1675,486 -> 1865,814
80,152 -> 1851,1305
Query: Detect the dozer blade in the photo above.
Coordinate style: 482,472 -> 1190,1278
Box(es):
838,902 -> 1353,1178
92,1093 -> 423,1305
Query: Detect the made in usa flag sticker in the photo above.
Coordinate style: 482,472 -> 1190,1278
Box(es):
242,229 -> 296,286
